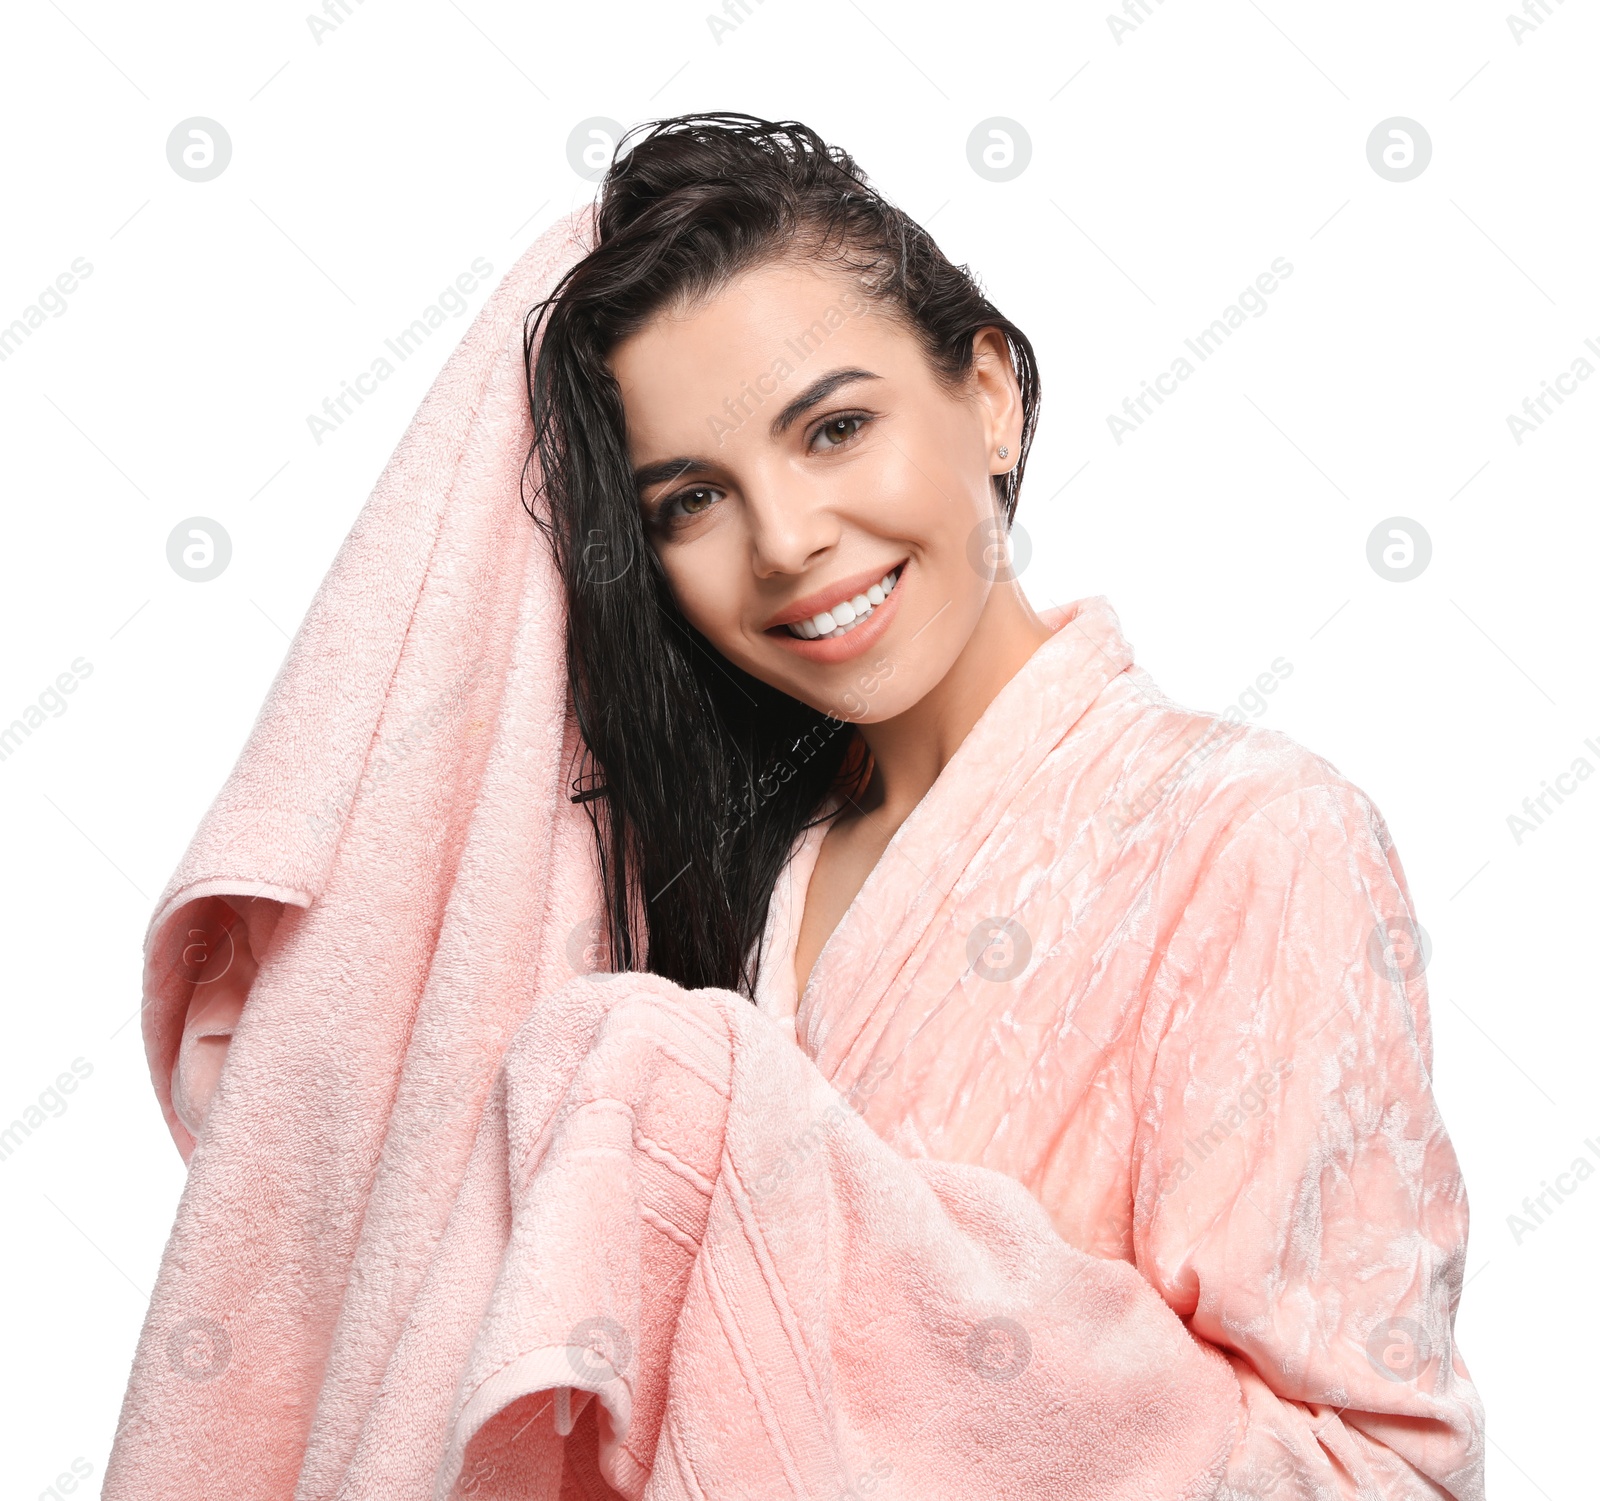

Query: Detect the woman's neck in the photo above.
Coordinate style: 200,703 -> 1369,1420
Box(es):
850,579 -> 1056,824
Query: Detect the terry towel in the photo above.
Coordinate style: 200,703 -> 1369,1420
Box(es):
413,971 -> 1240,1499
107,205 -> 620,1500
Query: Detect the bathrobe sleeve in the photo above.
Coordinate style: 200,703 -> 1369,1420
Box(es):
1134,780 -> 1487,1500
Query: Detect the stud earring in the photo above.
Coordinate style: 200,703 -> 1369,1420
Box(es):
998,445 -> 1010,458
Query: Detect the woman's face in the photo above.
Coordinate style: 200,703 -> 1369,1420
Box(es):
608,256 -> 1023,725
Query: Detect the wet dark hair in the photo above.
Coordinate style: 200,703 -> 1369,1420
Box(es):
521,111 -> 1041,995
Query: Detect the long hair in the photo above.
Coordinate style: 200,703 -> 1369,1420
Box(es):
521,112 -> 1042,995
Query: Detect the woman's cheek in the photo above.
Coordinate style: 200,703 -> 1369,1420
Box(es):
665,572 -> 740,658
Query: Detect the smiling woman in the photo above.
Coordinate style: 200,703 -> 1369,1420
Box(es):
607,242 -> 1068,995
516,112 -> 1485,1498
526,114 -> 1052,1002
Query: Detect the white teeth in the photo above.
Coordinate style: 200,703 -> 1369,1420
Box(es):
784,568 -> 902,641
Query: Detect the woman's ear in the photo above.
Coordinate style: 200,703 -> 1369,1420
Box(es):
969,326 -> 1023,470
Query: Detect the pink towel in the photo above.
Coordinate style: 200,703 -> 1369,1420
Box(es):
428,972 -> 1240,1500
107,206 -> 617,1499
106,201 -> 1485,1500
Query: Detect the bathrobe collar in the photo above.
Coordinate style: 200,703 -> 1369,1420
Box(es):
796,593 -> 1136,1058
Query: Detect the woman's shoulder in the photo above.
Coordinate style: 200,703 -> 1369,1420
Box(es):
1100,664 -> 1398,864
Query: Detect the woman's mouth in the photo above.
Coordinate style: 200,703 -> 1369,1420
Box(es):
782,568 -> 901,641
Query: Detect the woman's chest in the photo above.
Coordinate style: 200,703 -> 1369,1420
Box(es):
792,814 -> 897,1005
845,954 -> 1149,1259
782,854 -> 1163,1260
761,717 -> 1241,1261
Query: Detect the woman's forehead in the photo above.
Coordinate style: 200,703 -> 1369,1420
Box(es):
610,262 -> 905,446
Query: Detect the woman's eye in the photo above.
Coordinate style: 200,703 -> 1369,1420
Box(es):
651,485 -> 721,532
811,414 -> 869,451
676,487 -> 717,514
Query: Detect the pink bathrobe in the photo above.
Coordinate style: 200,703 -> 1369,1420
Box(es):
746,602 -> 1488,1498
104,207 -> 1485,1499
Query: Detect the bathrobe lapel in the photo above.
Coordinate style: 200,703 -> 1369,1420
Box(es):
796,596 -> 1135,1105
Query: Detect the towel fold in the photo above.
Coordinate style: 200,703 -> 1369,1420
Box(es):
427,970 -> 1240,1501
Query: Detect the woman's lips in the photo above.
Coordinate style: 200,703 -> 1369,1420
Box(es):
782,567 -> 901,641
765,560 -> 908,665
763,557 -> 910,631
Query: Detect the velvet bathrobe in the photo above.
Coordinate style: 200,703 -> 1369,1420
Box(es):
103,206 -> 1485,1500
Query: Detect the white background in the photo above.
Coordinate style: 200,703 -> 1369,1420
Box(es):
1,0 -> 1594,1495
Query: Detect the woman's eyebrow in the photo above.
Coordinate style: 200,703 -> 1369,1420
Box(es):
769,367 -> 881,437
632,368 -> 884,494
633,456 -> 713,495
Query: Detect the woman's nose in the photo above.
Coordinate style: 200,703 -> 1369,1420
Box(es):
743,473 -> 841,576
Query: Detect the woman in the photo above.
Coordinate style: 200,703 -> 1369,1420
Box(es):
523,113 -> 1485,1496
